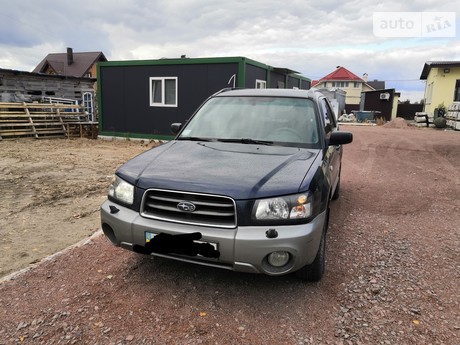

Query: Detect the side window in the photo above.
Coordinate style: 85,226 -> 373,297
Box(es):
320,98 -> 337,135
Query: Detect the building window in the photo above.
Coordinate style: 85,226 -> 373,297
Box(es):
83,92 -> 94,121
149,77 -> 178,107
255,79 -> 266,89
354,82 -> 361,88
426,82 -> 434,104
455,80 -> 460,102
332,81 -> 349,88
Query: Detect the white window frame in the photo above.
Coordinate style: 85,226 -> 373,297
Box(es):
255,79 -> 266,89
332,81 -> 350,88
82,92 -> 95,121
149,77 -> 178,107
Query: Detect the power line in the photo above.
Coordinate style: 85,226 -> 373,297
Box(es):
384,79 -> 424,82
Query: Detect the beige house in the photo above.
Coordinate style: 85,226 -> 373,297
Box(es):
312,66 -> 376,111
420,61 -> 460,114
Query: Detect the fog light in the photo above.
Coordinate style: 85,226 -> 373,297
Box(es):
267,251 -> 290,267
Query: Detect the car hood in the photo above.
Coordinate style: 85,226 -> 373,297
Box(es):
117,141 -> 319,200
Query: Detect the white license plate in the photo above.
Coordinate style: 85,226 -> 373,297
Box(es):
145,232 -> 218,250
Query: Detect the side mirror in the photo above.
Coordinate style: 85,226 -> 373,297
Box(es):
329,131 -> 353,145
170,123 -> 182,135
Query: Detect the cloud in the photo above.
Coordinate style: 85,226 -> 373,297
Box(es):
0,0 -> 459,102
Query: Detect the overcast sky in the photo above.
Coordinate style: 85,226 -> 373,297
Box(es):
1,0 -> 459,102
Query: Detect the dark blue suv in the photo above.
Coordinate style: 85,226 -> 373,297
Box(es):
101,88 -> 352,281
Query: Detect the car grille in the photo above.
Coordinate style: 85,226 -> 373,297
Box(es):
141,189 -> 237,228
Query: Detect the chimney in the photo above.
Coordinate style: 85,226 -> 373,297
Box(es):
67,47 -> 73,66
362,73 -> 368,82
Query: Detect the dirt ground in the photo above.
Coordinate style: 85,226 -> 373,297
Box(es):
0,138 -> 152,279
0,124 -> 459,344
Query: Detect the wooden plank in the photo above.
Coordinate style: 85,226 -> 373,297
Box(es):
56,108 -> 68,136
0,111 -> 32,115
0,112 -> 86,116
0,122 -> 69,127
0,102 -> 95,140
23,103 -> 38,139
0,119 -> 31,123
0,102 -> 81,109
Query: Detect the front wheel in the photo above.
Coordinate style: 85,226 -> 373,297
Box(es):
295,207 -> 329,282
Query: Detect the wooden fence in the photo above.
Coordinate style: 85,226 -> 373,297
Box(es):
0,102 -> 98,140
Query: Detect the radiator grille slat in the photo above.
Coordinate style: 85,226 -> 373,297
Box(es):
141,189 -> 237,228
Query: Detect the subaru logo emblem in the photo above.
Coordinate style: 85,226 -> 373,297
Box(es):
177,201 -> 196,212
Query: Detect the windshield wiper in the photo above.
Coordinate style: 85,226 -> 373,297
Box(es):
177,136 -> 214,142
217,138 -> 274,145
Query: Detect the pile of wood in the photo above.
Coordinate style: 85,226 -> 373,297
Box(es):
0,102 -> 98,140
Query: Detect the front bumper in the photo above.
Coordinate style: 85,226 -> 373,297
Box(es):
100,200 -> 327,276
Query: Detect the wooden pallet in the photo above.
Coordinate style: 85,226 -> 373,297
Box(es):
0,102 -> 98,140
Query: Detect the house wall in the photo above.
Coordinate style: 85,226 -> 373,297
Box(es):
269,72 -> 286,88
391,94 -> 399,119
246,65 -> 268,88
298,78 -> 310,90
286,76 -> 297,89
98,57 -> 311,139
397,103 -> 424,119
287,75 -> 310,89
314,80 -> 365,105
423,66 -> 460,114
87,64 -> 98,78
99,63 -> 239,138
0,69 -> 95,104
362,89 -> 395,121
263,72 -> 310,89
343,84 -> 362,105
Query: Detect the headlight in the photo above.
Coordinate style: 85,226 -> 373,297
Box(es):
253,193 -> 312,221
108,175 -> 134,205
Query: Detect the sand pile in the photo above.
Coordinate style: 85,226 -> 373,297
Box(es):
383,117 -> 409,128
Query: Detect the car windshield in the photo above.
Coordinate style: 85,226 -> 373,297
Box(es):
178,96 -> 320,147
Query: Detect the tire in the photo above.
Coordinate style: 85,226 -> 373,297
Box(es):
331,170 -> 341,200
296,207 -> 329,282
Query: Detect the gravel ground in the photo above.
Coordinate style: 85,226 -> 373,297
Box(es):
0,124 -> 459,344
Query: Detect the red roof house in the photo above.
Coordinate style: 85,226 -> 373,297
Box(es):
320,66 -> 363,82
313,66 -> 376,109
